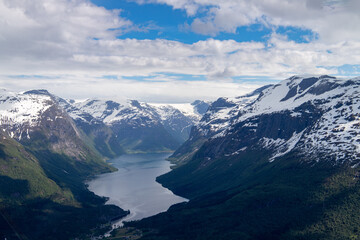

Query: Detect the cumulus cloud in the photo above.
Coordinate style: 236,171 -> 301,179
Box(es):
0,0 -> 132,60
0,0 -> 359,101
138,0 -> 360,43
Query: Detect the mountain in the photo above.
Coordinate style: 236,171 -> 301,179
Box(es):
189,75 -> 360,166
0,89 -> 127,240
126,75 -> 360,240
0,89 -> 113,172
62,98 -> 209,154
149,101 -> 208,142
56,97 -> 126,159
168,84 -> 272,166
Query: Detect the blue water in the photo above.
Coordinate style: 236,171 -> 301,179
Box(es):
87,153 -> 187,226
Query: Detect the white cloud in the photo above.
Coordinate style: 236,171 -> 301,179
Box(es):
139,0 -> 360,43
0,0 -> 359,102
0,0 -> 132,59
0,75 -> 265,103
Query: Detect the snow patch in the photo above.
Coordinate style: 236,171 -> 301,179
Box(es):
269,130 -> 305,162
0,90 -> 52,127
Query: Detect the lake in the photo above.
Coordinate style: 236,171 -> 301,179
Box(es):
87,153 -> 187,228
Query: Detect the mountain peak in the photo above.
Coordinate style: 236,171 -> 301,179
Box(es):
23,89 -> 52,96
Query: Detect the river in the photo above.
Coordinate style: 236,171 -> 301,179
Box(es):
87,153 -> 187,229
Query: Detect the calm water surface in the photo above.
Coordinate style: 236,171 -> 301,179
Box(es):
87,153 -> 187,226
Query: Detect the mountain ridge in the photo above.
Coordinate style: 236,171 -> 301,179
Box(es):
170,75 -> 360,167
61,97 -> 209,154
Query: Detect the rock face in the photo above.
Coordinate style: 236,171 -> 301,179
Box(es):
0,89 -> 99,162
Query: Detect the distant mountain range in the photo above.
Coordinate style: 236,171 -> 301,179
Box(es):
61,97 -> 209,155
0,88 -> 209,156
127,75 -> 360,240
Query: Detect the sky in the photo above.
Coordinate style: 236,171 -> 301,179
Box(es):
0,0 -> 359,102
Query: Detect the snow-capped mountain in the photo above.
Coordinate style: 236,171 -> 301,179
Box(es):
60,97 -> 209,153
169,85 -> 271,164
0,89 -> 101,161
0,89 -> 54,139
173,75 -> 360,166
0,87 -> 209,155
66,98 -> 206,127
0,89 -> 76,141
196,85 -> 272,137
148,101 -> 209,142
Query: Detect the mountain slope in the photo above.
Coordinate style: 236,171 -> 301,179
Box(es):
0,89 -> 127,240
57,97 -> 125,159
168,85 -> 271,166
127,75 -> 360,240
163,75 -> 360,198
0,128 -> 67,204
0,88 -> 208,239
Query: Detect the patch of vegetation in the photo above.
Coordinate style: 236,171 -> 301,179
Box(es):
108,227 -> 143,240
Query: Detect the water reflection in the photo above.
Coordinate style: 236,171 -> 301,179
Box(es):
87,153 -> 187,227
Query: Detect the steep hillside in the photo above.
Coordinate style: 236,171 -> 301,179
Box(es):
168,85 -> 271,166
0,128 -> 68,204
0,89 -> 126,240
57,97 -> 125,159
127,75 -> 360,240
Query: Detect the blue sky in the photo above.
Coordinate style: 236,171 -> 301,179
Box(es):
89,0 -> 358,81
91,0 -> 271,44
0,0 -> 359,102
90,0 -> 315,44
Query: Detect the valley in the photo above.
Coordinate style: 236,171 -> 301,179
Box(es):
0,89 -> 206,239
2,1 -> 359,239
1,75 -> 360,240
